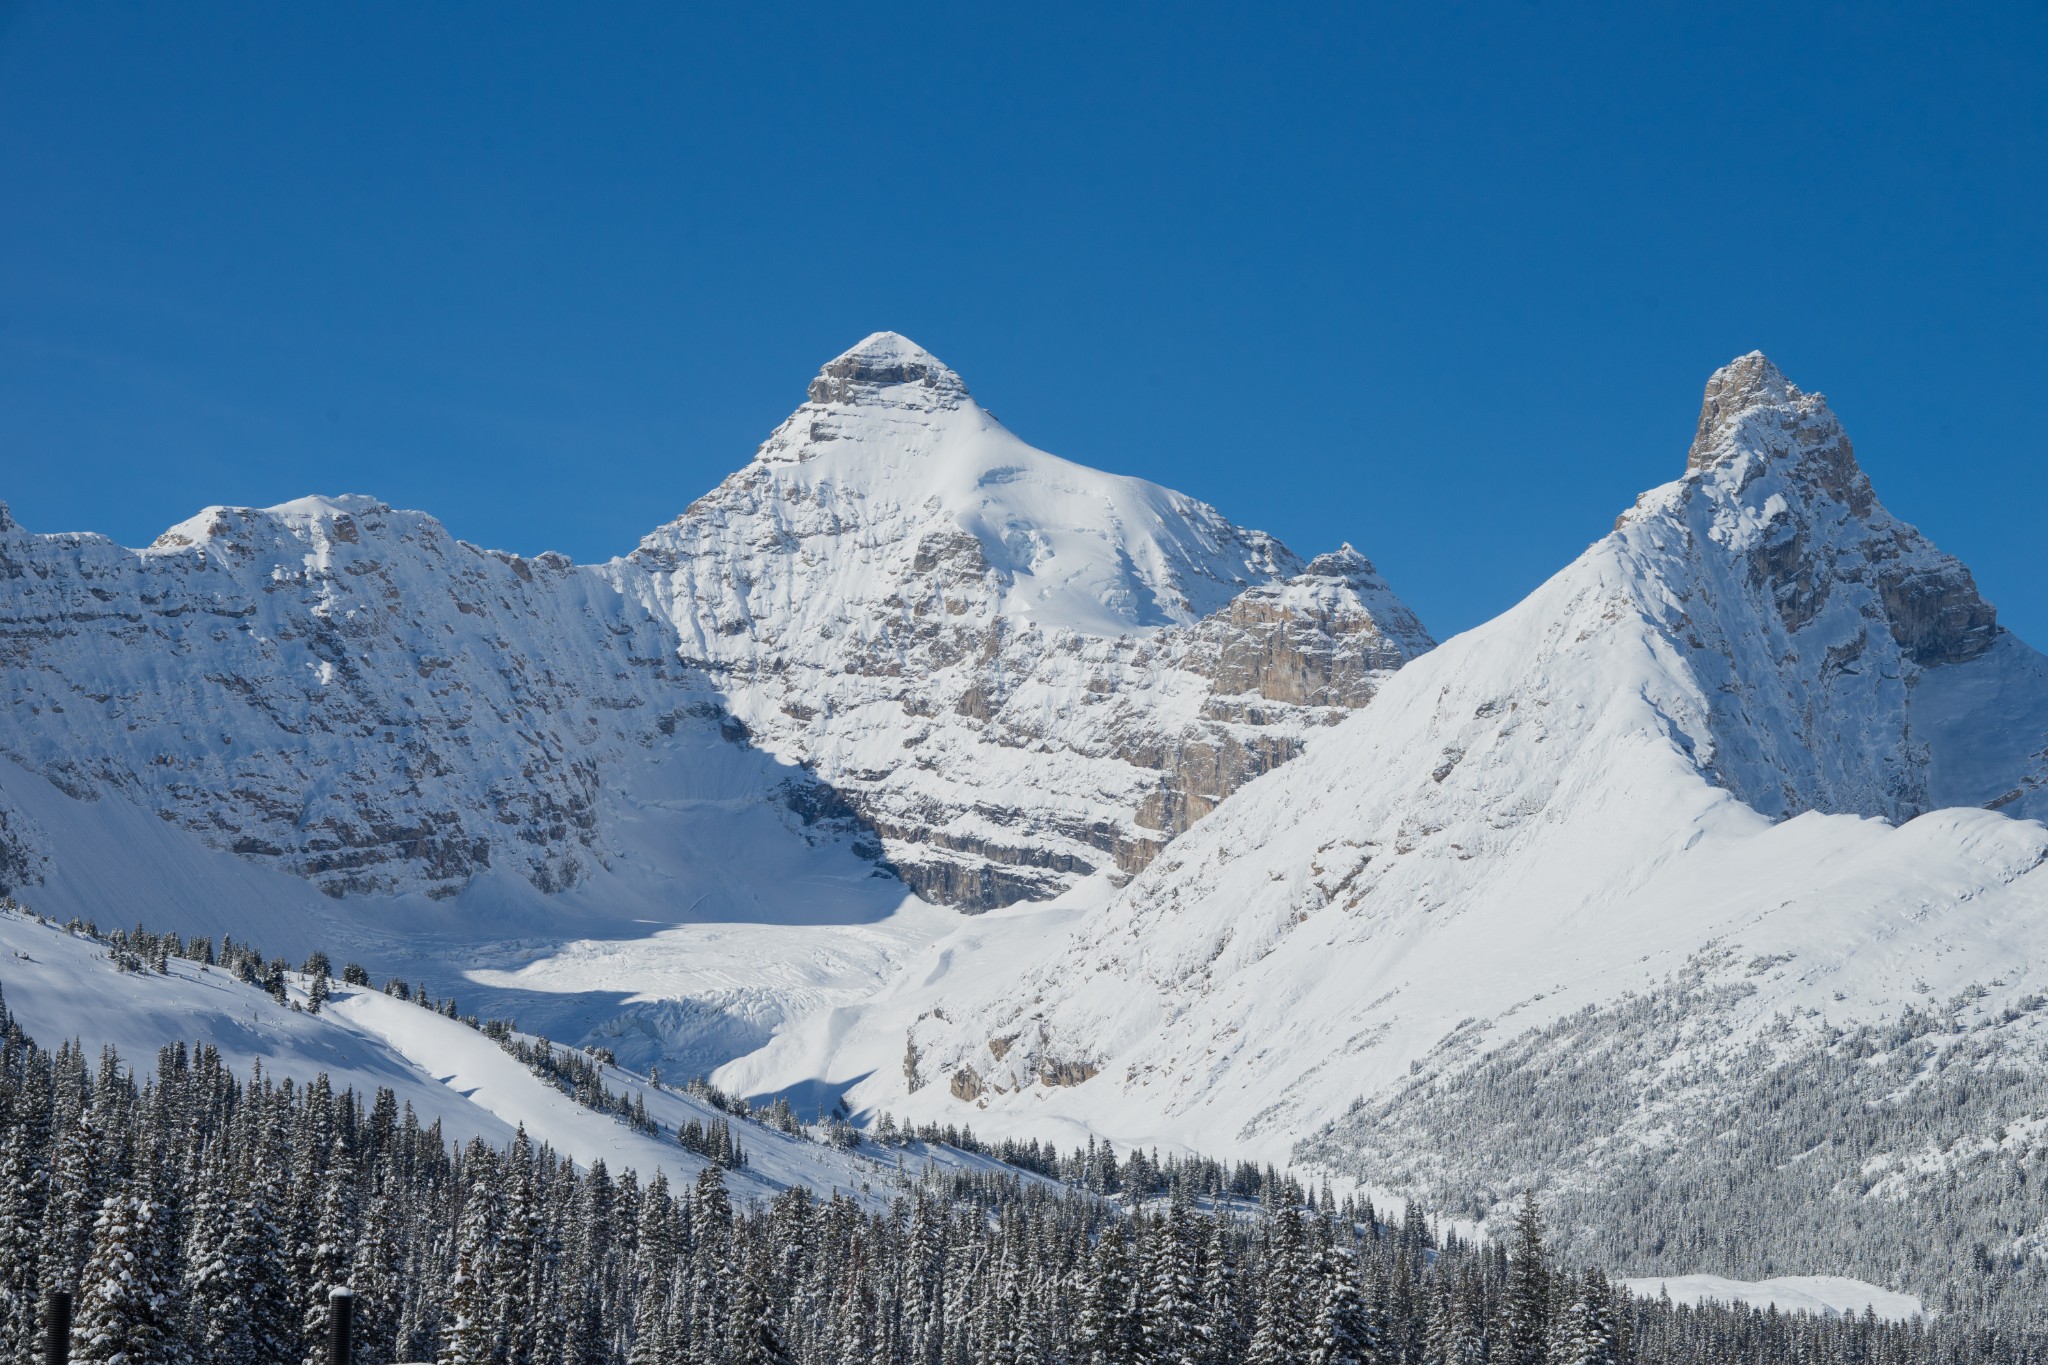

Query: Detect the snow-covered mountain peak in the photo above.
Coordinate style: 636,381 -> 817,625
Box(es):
1685,350 -> 1806,472
610,336 -> 1429,905
1678,351 -> 1876,532
660,334 -> 1302,637
803,330 -> 970,413
1587,354 -> 2033,821
1640,354 -> 2000,673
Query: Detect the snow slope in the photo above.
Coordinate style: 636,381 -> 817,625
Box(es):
0,907 -> 1014,1205
800,354 -> 2048,1164
1618,1276 -> 1923,1322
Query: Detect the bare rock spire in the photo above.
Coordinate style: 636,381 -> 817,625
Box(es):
1686,351 -> 1799,472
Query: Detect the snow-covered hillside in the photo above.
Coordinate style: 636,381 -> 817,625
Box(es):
804,354 -> 2048,1161
0,490 -> 889,904
1617,1276 -> 1923,1323
0,907 -> 1015,1204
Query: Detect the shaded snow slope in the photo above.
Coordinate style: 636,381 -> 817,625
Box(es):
801,354 -> 2048,1166
0,742 -> 939,1088
0,492 -> 884,902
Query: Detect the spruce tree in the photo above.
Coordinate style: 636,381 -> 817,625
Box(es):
0,1101 -> 50,1364
438,1161 -> 499,1365
301,1140 -> 356,1365
1141,1196 -> 1202,1365
687,1166 -> 733,1365
179,1141 -> 239,1363
1312,1246 -> 1376,1365
350,1176 -> 402,1365
492,1129 -> 539,1365
1248,1203 -> 1310,1365
72,1181 -> 189,1365
1198,1212 -> 1240,1365
41,1103 -> 106,1297
1552,1269 -> 1619,1365
1076,1224 -> 1138,1365
728,1256 -> 793,1365
1503,1193 -> 1550,1365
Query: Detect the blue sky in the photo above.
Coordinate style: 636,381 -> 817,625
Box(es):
2,3 -> 2042,642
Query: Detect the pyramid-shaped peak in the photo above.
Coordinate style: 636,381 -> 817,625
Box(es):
807,331 -> 970,409
1685,351 -> 1836,473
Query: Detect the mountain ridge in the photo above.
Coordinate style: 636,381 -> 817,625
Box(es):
775,352 -> 2048,1172
0,333 -> 1432,915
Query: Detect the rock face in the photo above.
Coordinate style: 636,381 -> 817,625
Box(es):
0,496 -> 746,899
619,333 -> 1434,908
0,334 -> 1433,910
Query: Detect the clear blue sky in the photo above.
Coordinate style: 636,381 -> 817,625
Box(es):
3,3 -> 2042,642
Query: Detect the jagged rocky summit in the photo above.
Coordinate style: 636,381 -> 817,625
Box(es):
0,333 -> 1433,912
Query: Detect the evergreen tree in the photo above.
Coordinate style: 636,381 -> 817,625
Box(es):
72,1180 -> 188,1365
1504,1193 -> 1550,1365
1552,1269 -> 1619,1365
1312,1246 -> 1376,1365
350,1175 -> 403,1365
687,1166 -> 733,1365
1248,1203 -> 1311,1365
41,1101 -> 106,1296
1141,1195 -> 1202,1365
438,1158 -> 499,1365
301,1140 -> 357,1365
1077,1224 -> 1139,1365
729,1256 -> 794,1365
234,1125 -> 297,1365
0,1092 -> 50,1365
1198,1211 -> 1239,1365
179,1141 -> 239,1363
493,1129 -> 539,1365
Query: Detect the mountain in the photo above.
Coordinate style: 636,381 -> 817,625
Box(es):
620,331 -> 1432,906
0,332 -> 1426,1070
771,353 -> 2048,1303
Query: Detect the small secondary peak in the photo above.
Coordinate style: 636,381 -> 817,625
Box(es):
1303,544 -> 1376,577
807,331 -> 969,409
